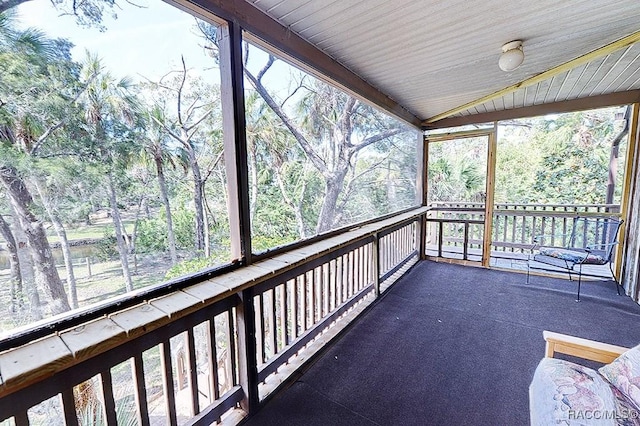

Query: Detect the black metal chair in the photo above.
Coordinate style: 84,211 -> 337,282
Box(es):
526,216 -> 623,300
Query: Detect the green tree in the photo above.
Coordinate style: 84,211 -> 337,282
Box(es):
0,12 -> 79,315
76,52 -> 140,292
149,58 -> 221,255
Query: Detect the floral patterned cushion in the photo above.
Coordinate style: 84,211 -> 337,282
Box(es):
539,247 -> 608,265
600,345 -> 640,411
530,357 -> 640,425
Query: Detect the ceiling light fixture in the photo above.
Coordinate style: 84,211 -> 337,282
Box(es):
499,40 -> 524,72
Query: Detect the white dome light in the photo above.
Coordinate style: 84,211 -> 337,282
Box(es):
499,40 -> 524,72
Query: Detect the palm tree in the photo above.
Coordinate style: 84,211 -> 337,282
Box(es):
141,106 -> 181,265
77,52 -> 140,292
0,11 -> 71,315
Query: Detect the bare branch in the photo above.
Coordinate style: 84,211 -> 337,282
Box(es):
353,128 -> 404,153
176,56 -> 188,126
201,150 -> 224,184
184,109 -> 212,133
244,65 -> 329,176
150,115 -> 187,147
281,75 -> 308,107
338,152 -> 392,211
257,55 -> 275,83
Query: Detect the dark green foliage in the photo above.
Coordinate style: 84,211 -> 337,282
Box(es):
95,229 -> 117,261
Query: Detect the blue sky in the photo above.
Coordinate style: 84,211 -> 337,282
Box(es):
16,0 -> 215,82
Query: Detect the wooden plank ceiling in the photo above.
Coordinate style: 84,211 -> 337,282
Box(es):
246,0 -> 640,128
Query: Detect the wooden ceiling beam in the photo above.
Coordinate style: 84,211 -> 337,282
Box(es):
423,30 -> 640,126
166,0 -> 422,128
424,90 -> 640,129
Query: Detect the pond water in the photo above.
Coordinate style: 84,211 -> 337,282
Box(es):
0,244 -> 97,270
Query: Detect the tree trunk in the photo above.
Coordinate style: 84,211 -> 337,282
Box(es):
155,155 -> 177,265
50,215 -> 78,309
249,144 -> 258,225
273,165 -> 306,239
316,172 -> 347,234
107,172 -> 133,292
0,166 -> 69,314
188,146 -> 206,252
0,214 -> 22,312
8,202 -> 41,320
35,182 -> 79,309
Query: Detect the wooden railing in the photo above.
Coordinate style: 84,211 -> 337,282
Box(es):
0,208 -> 426,425
426,202 -> 621,261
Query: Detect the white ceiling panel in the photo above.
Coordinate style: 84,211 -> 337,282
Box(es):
247,0 -> 640,125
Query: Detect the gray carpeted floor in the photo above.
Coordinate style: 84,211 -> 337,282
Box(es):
244,261 -> 640,426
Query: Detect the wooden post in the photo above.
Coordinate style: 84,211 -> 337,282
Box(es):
236,287 -> 259,414
417,133 -> 428,259
219,21 -> 252,264
617,103 -> 639,285
482,124 -> 498,267
373,233 -> 380,297
86,257 -> 92,278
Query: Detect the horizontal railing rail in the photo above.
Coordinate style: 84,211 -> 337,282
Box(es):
0,207 -> 428,425
425,203 -> 622,262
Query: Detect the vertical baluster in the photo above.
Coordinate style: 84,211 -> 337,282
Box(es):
563,206 -> 569,246
354,247 -> 360,292
500,213 -> 507,252
360,244 -> 369,288
269,288 -> 277,358
292,277 -> 299,339
551,206 -> 557,247
227,308 -> 238,387
521,208 -> 527,247
511,207 -> 517,251
313,268 -> 319,323
301,273 -> 307,332
381,235 -> 387,274
344,252 -> 350,299
438,221 -> 444,257
62,388 -> 78,426
186,329 -> 199,416
360,243 -> 371,288
389,232 -> 394,267
100,369 -> 118,425
280,283 -> 288,349
336,258 -> 342,307
357,246 -> 363,291
323,263 -> 330,316
328,260 -> 335,311
386,234 -> 391,271
341,253 -> 347,300
463,221 -> 469,260
208,319 -> 220,401
402,226 -> 407,259
160,340 -> 178,426
350,250 -> 355,297
313,266 -> 324,324
14,412 -> 29,426
307,270 -> 314,327
319,265 -> 326,317
257,294 -> 265,364
132,352 -> 150,425
531,206 -> 537,245
342,253 -> 349,302
380,235 -> 385,275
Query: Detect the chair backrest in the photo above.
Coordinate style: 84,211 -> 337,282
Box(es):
568,216 -> 623,261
